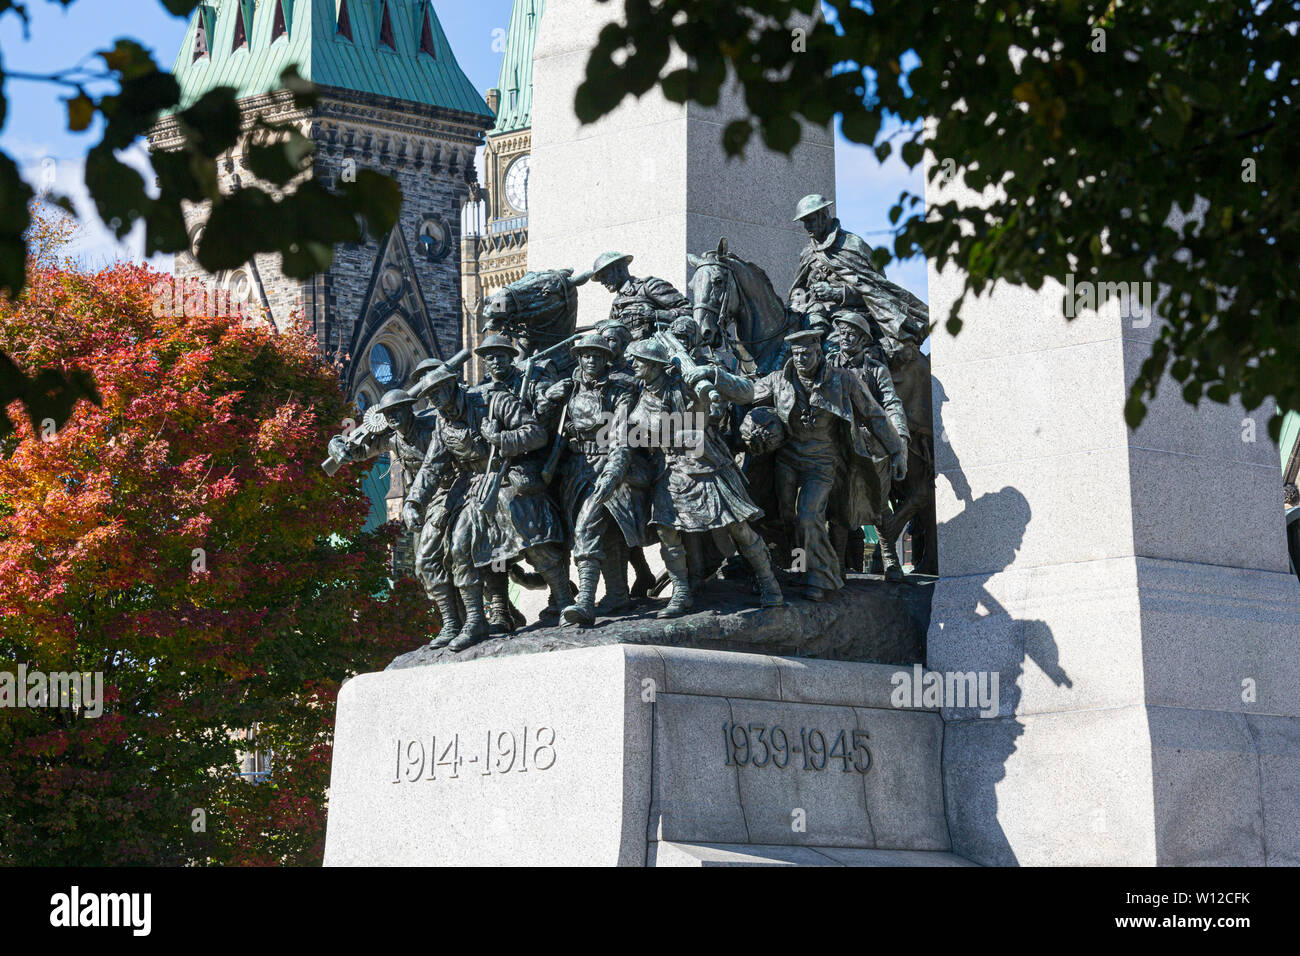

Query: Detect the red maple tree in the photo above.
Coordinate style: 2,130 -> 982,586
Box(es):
0,252 -> 431,865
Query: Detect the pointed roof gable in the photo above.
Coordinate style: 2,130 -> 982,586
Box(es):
169,0 -> 492,120
191,4 -> 217,61
491,0 -> 544,134
346,225 -> 448,392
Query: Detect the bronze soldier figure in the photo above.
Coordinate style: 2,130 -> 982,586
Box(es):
827,311 -> 911,579
745,330 -> 907,600
789,194 -> 929,352
596,318 -> 636,377
406,365 -> 570,652
327,388 -> 435,489
606,338 -> 783,617
592,317 -> 658,598
471,334 -> 560,632
536,334 -> 650,626
591,252 -> 692,341
790,194 -> 938,576
326,388 -> 463,642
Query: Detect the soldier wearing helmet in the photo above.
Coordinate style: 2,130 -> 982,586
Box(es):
535,334 -> 650,626
789,193 -> 929,354
406,365 -> 570,652
600,338 -> 784,618
591,251 -> 692,342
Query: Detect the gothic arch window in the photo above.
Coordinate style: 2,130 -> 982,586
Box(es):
369,342 -> 397,388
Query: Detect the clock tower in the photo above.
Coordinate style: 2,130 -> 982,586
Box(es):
461,0 -> 543,378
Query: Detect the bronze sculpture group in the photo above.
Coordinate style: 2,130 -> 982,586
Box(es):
326,197 -> 937,652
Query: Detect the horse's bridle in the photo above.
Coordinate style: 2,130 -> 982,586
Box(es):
698,258 -> 797,356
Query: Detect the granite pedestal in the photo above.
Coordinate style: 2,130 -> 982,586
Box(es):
925,162 -> 1300,866
324,644 -> 968,867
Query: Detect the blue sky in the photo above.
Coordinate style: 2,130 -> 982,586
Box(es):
0,0 -> 925,299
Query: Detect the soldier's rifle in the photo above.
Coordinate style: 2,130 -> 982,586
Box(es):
321,348 -> 472,476
536,328 -> 605,485
655,330 -> 721,407
478,332 -> 589,510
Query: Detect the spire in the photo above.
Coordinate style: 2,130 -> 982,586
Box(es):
491,0 -> 545,134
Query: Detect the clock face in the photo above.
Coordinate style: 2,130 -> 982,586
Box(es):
504,155 -> 531,213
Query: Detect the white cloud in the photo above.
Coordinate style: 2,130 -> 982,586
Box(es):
10,138 -> 172,272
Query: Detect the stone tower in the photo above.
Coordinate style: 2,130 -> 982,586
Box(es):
149,0 -> 494,412
461,0 -> 543,382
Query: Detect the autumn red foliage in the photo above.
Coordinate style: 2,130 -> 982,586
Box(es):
0,259 -> 431,865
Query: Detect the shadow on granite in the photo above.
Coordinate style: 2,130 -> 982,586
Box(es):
388,572 -> 934,670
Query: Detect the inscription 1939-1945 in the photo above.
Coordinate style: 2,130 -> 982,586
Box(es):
722,722 -> 872,774
391,726 -> 557,784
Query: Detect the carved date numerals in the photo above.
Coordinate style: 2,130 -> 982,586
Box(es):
391,726 -> 557,783
721,722 -> 871,774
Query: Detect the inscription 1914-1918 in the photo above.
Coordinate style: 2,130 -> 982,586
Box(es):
391,726 -> 557,784
722,722 -> 872,774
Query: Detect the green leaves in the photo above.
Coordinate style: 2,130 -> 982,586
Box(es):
0,54 -> 405,289
65,92 -> 93,132
0,351 -> 101,446
0,23 -> 407,453
0,153 -> 32,296
578,0 -> 1299,432
156,0 -> 203,15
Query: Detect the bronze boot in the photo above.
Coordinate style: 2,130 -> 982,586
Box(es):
450,582 -> 490,652
562,560 -> 601,627
878,525 -> 904,582
540,562 -> 571,624
629,547 -> 656,599
428,584 -> 461,649
484,571 -> 516,635
596,542 -> 631,614
657,544 -> 695,618
740,538 -> 784,608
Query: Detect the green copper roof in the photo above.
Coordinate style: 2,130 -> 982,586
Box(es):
170,0 -> 492,119
490,0 -> 544,134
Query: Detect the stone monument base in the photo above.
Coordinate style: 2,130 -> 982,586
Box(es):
390,574 -> 933,669
324,643 -> 967,866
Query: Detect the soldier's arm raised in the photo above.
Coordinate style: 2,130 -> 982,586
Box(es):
710,365 -> 756,406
